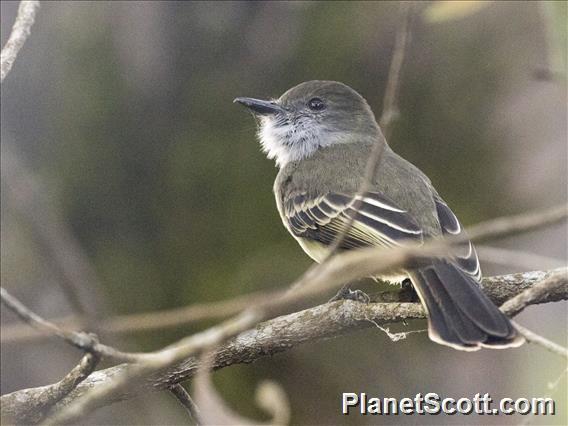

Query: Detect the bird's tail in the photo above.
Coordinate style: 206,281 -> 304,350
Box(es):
409,259 -> 524,351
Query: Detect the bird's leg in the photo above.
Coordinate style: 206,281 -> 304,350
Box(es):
400,278 -> 419,302
329,284 -> 371,303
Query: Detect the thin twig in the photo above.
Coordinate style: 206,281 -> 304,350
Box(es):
2,146 -> 105,327
476,245 -> 566,270
2,0 -> 104,327
379,1 -> 413,139
169,384 -> 200,425
193,352 -> 254,426
0,0 -> 40,82
3,206 -> 566,355
498,269 -> 568,359
0,288 -> 151,363
1,291 -> 266,344
5,202 -> 568,423
321,2 -> 413,261
2,205 -> 567,346
42,311 -> 261,425
1,352 -> 100,424
465,203 -> 567,243
512,321 -> 568,359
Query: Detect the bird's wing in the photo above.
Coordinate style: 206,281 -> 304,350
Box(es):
283,191 -> 424,250
433,195 -> 482,281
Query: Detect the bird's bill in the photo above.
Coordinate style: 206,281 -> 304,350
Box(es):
233,97 -> 284,115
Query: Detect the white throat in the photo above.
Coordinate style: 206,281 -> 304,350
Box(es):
258,116 -> 350,167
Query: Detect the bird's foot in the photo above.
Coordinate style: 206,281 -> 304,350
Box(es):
400,278 -> 419,302
329,286 -> 370,303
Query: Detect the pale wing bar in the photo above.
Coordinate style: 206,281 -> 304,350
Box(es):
434,196 -> 481,281
284,192 -> 423,249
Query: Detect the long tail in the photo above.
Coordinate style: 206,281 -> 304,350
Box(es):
409,259 -> 524,351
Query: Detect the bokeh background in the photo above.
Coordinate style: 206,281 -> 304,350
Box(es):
1,1 -> 566,425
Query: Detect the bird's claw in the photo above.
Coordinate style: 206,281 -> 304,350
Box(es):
329,287 -> 371,303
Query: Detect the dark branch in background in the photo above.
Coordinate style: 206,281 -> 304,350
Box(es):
378,1 -> 413,139
535,1 -> 565,81
2,0 -> 106,328
0,0 -> 40,82
2,268 -> 565,423
0,3 -> 108,424
2,147 -> 106,326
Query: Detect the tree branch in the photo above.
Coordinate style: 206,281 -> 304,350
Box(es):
1,352 -> 100,424
168,384 -> 200,425
2,0 -> 106,328
0,288 -> 153,363
512,321 -> 568,359
2,203 -> 566,423
500,269 -> 568,317
323,2 -> 413,260
4,203 -> 566,345
475,245 -> 565,270
0,0 -> 40,83
2,146 -> 107,326
2,268 -> 565,421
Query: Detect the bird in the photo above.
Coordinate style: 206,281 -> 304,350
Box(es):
234,80 -> 524,351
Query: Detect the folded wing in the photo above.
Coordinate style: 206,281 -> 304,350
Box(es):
434,195 -> 482,281
283,191 -> 424,250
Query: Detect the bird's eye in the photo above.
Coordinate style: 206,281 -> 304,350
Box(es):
307,97 -> 326,111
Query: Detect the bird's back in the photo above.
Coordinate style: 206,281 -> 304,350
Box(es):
275,140 -> 442,238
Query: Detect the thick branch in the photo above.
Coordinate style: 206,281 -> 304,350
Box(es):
4,202 -> 567,422
1,0 -> 40,82
3,269 -> 564,419
1,352 -> 100,424
499,270 -> 568,316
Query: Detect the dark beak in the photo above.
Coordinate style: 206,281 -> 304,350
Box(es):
233,97 -> 284,115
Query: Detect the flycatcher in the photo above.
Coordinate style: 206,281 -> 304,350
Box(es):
235,80 -> 523,351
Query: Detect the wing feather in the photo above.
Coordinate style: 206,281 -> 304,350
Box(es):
284,191 -> 423,250
434,196 -> 482,281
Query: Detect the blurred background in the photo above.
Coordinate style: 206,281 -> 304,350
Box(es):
1,1 -> 566,424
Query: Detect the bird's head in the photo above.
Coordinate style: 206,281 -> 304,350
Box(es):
234,80 -> 380,167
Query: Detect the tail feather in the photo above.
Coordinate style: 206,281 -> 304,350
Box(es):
417,267 -> 486,346
431,261 -> 512,337
410,259 -> 523,351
